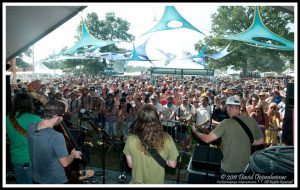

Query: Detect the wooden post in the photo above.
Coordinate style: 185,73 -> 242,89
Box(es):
10,57 -> 17,84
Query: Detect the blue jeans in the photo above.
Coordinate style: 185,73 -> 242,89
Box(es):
12,163 -> 32,184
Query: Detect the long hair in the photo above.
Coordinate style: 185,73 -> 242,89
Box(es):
132,104 -> 166,152
12,92 -> 34,118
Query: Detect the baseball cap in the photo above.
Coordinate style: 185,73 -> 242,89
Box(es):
182,95 -> 188,100
225,96 -> 241,106
206,89 -> 212,94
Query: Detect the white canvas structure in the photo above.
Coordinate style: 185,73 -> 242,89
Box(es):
8,62 -> 63,82
162,58 -> 204,69
35,62 -> 63,75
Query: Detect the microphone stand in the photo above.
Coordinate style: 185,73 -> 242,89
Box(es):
81,111 -> 113,184
176,150 -> 184,184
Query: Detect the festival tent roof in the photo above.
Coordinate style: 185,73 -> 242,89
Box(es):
156,48 -> 177,63
223,7 -> 294,50
142,6 -> 206,36
34,62 -> 63,75
205,43 -> 237,60
6,6 -> 87,62
192,45 -> 208,59
282,68 -> 294,77
129,43 -> 157,66
57,23 -> 115,56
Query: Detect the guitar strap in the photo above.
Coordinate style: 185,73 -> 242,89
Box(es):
9,115 -> 28,137
232,116 -> 253,144
136,135 -> 166,168
147,148 -> 166,168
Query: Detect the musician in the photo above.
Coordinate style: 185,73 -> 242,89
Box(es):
123,104 -> 179,184
28,80 -> 49,117
192,96 -> 264,173
27,100 -> 82,184
6,92 -> 42,184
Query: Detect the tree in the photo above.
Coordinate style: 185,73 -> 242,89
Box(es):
16,57 -> 31,69
14,48 -> 33,69
196,6 -> 294,73
62,12 -> 135,75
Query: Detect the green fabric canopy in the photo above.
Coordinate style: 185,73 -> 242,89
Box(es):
156,48 -> 177,64
129,43 -> 155,65
142,6 -> 206,36
192,45 -> 208,59
205,43 -> 237,60
223,7 -> 294,50
58,23 -> 115,55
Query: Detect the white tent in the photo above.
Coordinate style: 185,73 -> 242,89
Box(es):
282,68 -> 294,76
34,62 -> 53,74
164,58 -> 204,69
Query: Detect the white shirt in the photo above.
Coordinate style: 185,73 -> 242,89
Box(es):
162,104 -> 177,127
195,107 -> 210,125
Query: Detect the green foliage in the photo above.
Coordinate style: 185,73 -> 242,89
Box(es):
125,65 -> 149,72
196,6 -> 294,73
17,48 -> 33,59
16,57 -> 31,68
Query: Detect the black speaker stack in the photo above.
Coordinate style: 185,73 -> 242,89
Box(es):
282,83 -> 294,145
187,145 -> 223,184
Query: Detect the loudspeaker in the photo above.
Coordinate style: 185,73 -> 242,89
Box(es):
282,83 -> 294,145
187,156 -> 219,184
192,145 -> 223,173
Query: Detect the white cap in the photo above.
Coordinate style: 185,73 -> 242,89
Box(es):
225,96 -> 241,106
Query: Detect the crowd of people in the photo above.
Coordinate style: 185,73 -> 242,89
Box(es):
6,73 -> 293,184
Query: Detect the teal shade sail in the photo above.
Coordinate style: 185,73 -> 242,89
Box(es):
192,45 -> 208,59
129,44 -> 155,65
130,38 -> 150,57
156,48 -> 177,63
205,43 -> 236,60
223,7 -> 294,50
142,6 -> 206,36
58,23 -> 115,55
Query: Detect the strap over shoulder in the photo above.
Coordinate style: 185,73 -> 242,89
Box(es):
9,115 -> 28,137
232,116 -> 253,144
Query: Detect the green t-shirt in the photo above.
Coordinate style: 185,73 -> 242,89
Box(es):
212,115 -> 264,173
6,113 -> 42,164
123,134 -> 179,184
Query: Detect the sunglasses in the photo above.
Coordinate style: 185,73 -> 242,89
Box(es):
57,114 -> 65,117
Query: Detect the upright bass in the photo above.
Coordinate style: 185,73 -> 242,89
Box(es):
59,121 -> 89,184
